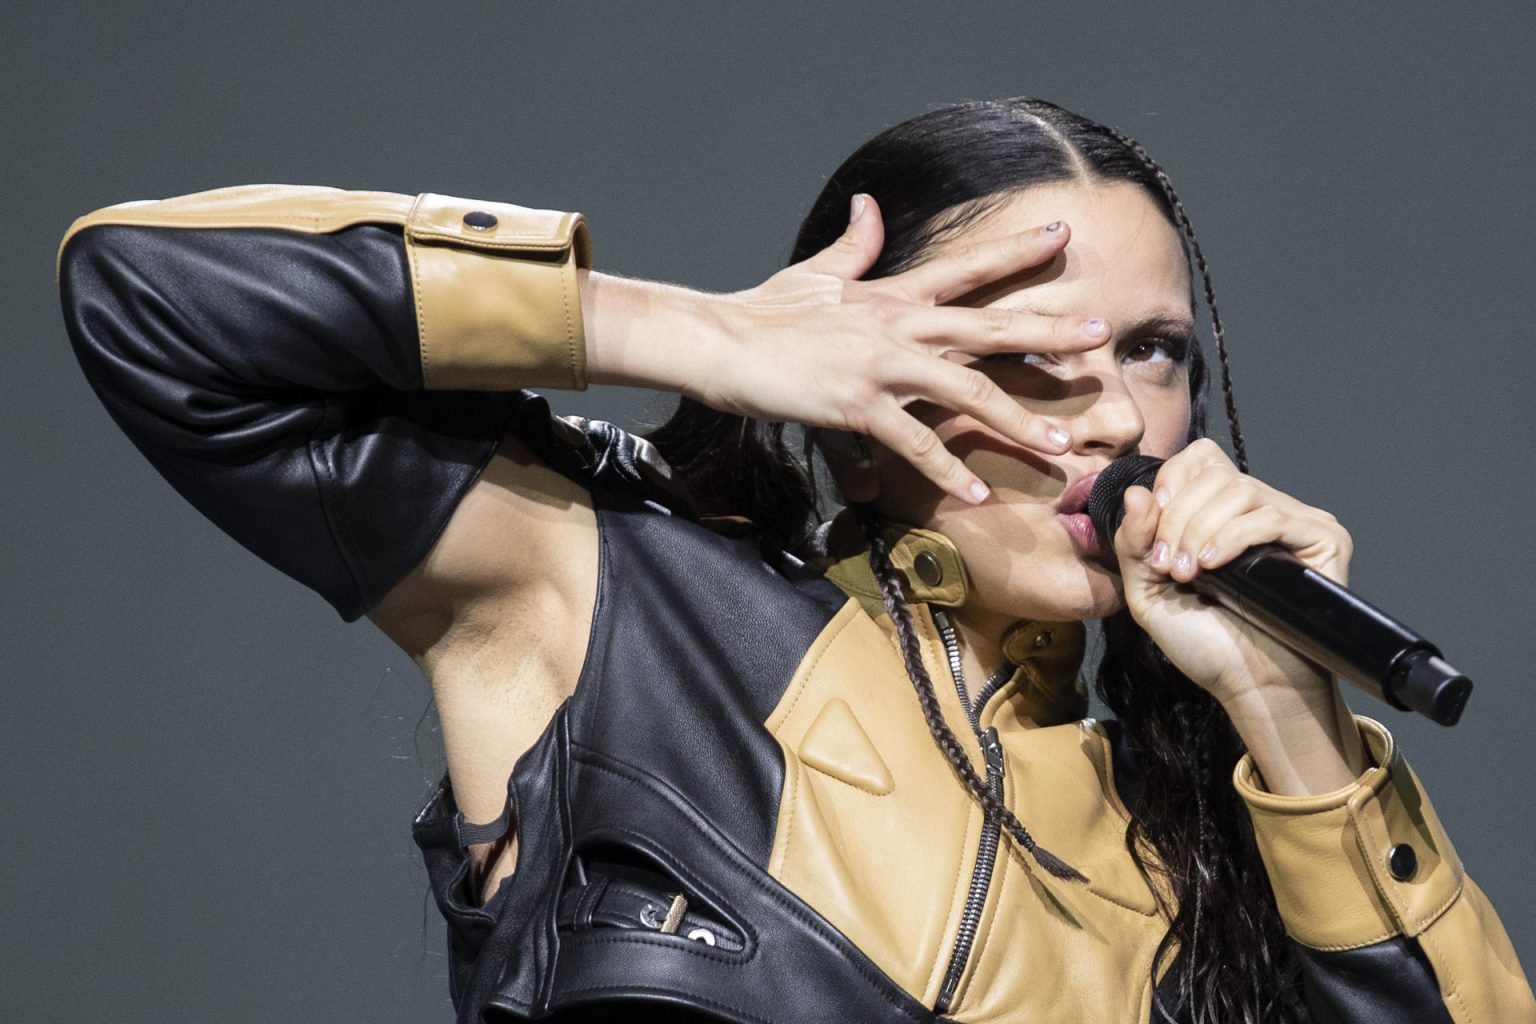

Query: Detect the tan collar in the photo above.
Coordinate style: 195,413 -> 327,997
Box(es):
803,509 -> 1089,728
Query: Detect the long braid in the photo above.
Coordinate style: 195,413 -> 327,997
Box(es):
1104,124 -> 1249,475
854,501 -> 1088,884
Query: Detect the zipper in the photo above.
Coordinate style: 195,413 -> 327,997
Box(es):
930,609 -> 1008,1015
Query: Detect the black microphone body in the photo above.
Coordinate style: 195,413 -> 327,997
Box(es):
1085,455 -> 1472,726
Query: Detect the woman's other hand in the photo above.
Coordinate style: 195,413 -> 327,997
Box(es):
1108,438 -> 1370,794
580,194 -> 1111,506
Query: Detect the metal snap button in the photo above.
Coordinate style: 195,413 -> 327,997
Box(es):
462,210 -> 498,230
1033,629 -> 1053,649
913,551 -> 944,587
1387,843 -> 1418,881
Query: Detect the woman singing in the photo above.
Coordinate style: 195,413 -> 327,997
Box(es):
56,97 -> 1534,1023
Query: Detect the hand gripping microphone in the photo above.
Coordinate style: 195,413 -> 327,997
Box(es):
1086,454 -> 1473,726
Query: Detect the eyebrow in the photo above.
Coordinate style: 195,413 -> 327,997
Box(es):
1001,303 -> 1196,337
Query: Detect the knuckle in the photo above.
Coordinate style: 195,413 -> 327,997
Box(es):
906,424 -> 941,460
869,298 -> 905,328
952,241 -> 985,279
1188,437 -> 1223,460
961,368 -> 996,407
982,304 -> 1013,342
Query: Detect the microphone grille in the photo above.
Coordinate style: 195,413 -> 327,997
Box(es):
1086,455 -> 1165,550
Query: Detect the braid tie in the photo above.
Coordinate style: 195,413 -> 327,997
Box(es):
854,503 -> 1089,884
1104,124 -> 1249,476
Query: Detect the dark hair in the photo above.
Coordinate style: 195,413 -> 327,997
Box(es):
645,97 -> 1302,1023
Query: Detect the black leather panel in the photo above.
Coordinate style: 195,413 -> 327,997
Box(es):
410,431 -> 910,1022
568,485 -> 848,863
1296,937 -> 1453,1023
58,222 -> 524,621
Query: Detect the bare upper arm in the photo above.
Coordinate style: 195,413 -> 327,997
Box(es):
365,430 -> 599,668
366,430 -> 600,850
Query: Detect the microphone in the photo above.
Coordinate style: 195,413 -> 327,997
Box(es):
1086,455 -> 1473,726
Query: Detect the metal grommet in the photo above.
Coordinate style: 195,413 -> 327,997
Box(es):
462,210 -> 499,230
1033,629 -> 1054,649
639,903 -> 665,929
1387,843 -> 1418,881
913,551 -> 944,587
686,927 -> 717,946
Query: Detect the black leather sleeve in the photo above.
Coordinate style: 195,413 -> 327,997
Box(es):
58,221 -> 528,622
1295,938 -> 1453,1024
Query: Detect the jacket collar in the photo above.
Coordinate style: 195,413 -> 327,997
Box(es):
804,509 -> 1089,728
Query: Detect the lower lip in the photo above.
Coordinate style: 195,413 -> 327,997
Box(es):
1057,512 -> 1106,556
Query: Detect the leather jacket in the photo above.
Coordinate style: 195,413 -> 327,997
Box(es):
56,184 -> 1536,1023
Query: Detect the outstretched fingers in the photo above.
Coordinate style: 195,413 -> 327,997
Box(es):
862,401 -> 994,506
894,220 -> 1071,305
901,303 -> 1111,357
889,354 -> 1072,455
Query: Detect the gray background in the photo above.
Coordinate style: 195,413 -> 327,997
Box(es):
4,2 -> 1533,1020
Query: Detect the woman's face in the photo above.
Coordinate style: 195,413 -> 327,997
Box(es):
874,180 -> 1195,624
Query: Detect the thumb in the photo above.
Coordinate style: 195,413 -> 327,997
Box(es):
1113,485 -> 1159,563
796,192 -> 885,280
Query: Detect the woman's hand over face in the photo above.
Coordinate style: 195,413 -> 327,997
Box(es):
687,194 -> 1112,506
1109,438 -> 1357,708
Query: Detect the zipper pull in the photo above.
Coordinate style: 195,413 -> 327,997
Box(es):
981,727 -> 1004,774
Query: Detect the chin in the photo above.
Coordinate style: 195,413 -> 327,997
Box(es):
965,543 -> 1129,625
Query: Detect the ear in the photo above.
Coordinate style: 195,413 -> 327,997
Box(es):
811,428 -> 883,504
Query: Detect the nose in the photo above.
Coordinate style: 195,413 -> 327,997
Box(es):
1067,370 -> 1145,460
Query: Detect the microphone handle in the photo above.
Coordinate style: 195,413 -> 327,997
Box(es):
1194,544 -> 1473,726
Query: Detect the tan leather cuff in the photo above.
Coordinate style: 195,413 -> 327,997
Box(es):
404,192 -> 591,392
1233,715 -> 1464,951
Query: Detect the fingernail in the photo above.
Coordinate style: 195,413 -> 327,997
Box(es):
1083,318 -> 1107,338
1047,426 -> 1070,448
1198,543 -> 1217,564
1154,486 -> 1171,508
1044,221 -> 1063,233
1173,550 -> 1193,575
850,193 -> 868,223
969,480 -> 990,504
1149,540 -> 1169,566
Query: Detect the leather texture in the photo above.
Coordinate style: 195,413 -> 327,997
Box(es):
403,191 -> 590,391
1235,718 -> 1464,951
56,184 -> 1536,1024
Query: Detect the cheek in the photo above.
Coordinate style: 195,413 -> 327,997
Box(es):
1135,383 -> 1193,458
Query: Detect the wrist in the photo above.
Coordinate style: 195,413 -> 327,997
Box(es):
581,269 -> 722,395
1220,679 -> 1369,796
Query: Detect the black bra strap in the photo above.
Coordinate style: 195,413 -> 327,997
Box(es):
454,805 -> 511,848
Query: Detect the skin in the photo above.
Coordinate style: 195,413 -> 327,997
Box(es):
369,178 -> 1368,904
820,183 -> 1368,795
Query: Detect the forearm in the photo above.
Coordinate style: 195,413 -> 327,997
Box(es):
579,267 -> 721,396
1221,675 -> 1369,796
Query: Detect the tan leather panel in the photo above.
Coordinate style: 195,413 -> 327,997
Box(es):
766,597 -> 983,1003
947,719 -> 1167,1020
982,619 -> 1090,730
1415,875 -> 1536,1023
56,183 -> 591,394
1235,715 -> 1465,950
952,815 -> 1168,1022
765,589 -> 1171,1015
403,191 -> 590,392
797,698 -> 895,796
56,183 -> 417,281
